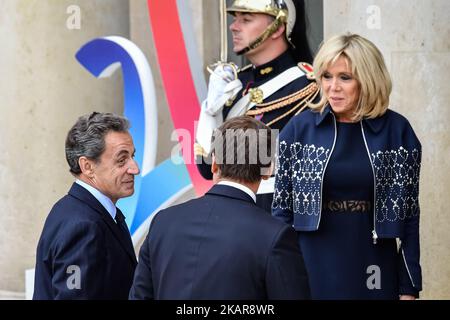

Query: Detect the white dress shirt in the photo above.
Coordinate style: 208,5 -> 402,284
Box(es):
76,179 -> 117,220
217,180 -> 256,203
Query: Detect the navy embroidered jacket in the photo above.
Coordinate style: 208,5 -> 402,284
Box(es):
272,106 -> 422,292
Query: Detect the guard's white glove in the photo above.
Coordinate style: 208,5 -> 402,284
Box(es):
196,100 -> 222,154
205,64 -> 242,116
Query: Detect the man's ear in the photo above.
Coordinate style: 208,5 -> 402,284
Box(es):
211,154 -> 219,175
271,23 -> 286,40
78,156 -> 95,178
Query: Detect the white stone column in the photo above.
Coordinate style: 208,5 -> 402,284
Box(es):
323,0 -> 450,299
0,0 -> 129,294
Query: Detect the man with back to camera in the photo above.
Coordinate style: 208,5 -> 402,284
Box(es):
130,116 -> 310,300
34,112 -> 139,299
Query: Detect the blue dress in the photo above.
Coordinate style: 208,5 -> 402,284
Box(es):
298,122 -> 399,299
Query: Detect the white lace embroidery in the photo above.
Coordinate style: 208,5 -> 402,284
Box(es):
274,141 -> 420,222
372,147 -> 420,222
273,141 -> 330,216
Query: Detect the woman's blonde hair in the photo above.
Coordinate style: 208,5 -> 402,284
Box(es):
310,33 -> 392,120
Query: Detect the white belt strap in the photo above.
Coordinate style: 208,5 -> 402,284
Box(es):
257,176 -> 275,194
226,66 -> 305,120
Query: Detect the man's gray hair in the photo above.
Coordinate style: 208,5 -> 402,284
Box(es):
65,112 -> 130,175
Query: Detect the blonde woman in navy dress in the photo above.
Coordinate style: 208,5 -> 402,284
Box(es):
272,34 -> 422,299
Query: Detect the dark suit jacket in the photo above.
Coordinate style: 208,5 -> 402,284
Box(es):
129,184 -> 310,300
33,183 -> 137,299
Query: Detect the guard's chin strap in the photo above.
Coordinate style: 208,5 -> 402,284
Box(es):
236,11 -> 287,56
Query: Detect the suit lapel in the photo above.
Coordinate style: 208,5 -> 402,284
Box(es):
68,183 -> 137,264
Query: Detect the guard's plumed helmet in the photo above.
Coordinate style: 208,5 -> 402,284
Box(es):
227,0 -> 297,54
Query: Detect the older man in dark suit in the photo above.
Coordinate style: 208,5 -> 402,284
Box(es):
130,116 -> 310,300
33,112 -> 139,299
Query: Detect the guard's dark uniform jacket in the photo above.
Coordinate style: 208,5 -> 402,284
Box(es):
196,49 -> 319,212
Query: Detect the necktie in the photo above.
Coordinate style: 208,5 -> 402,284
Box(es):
114,209 -> 134,251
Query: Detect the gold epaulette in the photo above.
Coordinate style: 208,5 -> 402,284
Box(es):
298,62 -> 315,80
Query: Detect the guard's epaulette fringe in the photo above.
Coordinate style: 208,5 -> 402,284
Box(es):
298,62 -> 315,80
